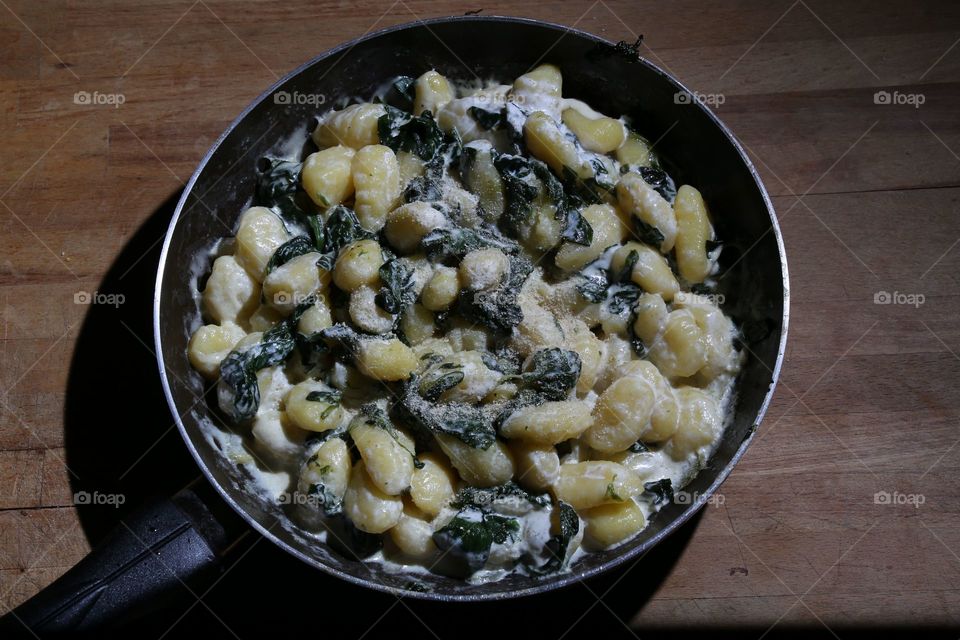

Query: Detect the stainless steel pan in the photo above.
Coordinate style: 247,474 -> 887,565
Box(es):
6,16 -> 788,631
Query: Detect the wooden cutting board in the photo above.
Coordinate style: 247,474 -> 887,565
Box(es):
1,0 -> 958,635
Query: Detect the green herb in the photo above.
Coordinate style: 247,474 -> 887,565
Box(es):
605,477 -> 624,502
643,478 -> 674,507
359,404 -> 424,469
305,389 -> 342,420
420,226 -> 518,264
520,348 -> 581,401
375,259 -> 416,315
264,235 -> 314,275
467,106 -> 506,131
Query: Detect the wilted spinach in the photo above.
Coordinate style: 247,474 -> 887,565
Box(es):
219,322 -> 296,422
375,259 -> 416,315
315,205 -> 374,270
638,166 -> 677,204
378,105 -> 446,161
643,478 -> 674,508
533,501 -> 579,574
458,254 -> 533,332
467,106 -> 506,131
420,226 -> 518,264
520,348 -> 581,401
433,508 -> 520,571
397,374 -> 496,449
264,235 -> 314,275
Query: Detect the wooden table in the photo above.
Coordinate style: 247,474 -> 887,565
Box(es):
1,0 -> 958,636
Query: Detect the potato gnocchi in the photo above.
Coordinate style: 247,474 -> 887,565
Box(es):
189,66 -> 743,584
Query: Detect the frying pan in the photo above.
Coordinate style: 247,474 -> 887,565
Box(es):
5,15 -> 788,631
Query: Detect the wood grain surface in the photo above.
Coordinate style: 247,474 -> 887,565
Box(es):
1,0 -> 958,636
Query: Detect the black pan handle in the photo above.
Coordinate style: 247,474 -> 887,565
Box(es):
2,482 -> 246,634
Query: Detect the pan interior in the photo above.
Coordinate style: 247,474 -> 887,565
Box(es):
155,17 -> 787,600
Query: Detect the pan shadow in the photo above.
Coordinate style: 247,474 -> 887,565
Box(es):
63,189 -> 199,542
58,189 -> 701,638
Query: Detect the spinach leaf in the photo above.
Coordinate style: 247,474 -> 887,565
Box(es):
535,501 -> 580,574
383,75 -> 415,109
256,158 -> 300,212
323,205 -> 373,255
458,254 -> 532,332
606,285 -> 641,315
638,166 -> 677,203
492,153 -> 539,232
315,205 -> 374,270
219,322 -> 296,422
521,348 -> 581,401
264,235 -> 314,275
467,106 -> 506,131
561,208 -> 593,246
433,508 -> 520,571
530,159 -> 594,247
615,249 -> 639,283
305,482 -> 342,516
643,478 -> 674,508
256,157 -> 325,249
418,360 -> 465,402
560,164 -> 615,206
633,218 -> 666,248
628,440 -> 649,453
397,374 -> 496,449
375,259 -> 416,315
420,226 -> 518,264
480,348 -> 521,376
451,482 -> 551,510
378,106 -> 446,161
402,176 -> 443,203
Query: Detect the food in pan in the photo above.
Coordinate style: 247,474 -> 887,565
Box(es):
188,65 -> 743,582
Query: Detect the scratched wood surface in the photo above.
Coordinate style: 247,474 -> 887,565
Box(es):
1,0 -> 959,636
